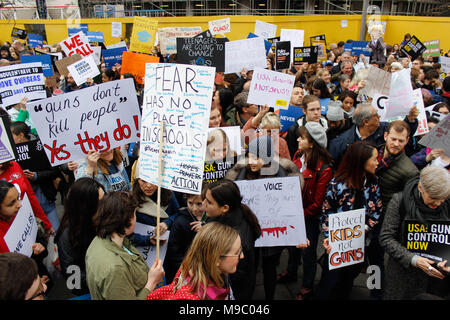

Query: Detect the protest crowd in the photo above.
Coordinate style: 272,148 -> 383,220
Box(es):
1,17 -> 450,302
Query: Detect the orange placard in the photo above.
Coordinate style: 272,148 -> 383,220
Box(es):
120,51 -> 159,85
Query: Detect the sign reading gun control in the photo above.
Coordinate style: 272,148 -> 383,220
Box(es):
27,79 -> 141,166
140,63 -> 215,195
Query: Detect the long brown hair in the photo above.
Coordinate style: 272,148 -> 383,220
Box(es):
297,126 -> 333,170
95,148 -> 123,175
334,141 -> 377,190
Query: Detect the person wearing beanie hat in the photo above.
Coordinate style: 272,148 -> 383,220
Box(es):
247,135 -> 275,170
304,122 -> 327,149
326,100 -> 353,145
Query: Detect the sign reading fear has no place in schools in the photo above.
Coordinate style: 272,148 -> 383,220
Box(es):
140,63 -> 215,195
27,78 -> 141,166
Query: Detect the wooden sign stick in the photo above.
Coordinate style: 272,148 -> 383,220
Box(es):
156,120 -> 165,262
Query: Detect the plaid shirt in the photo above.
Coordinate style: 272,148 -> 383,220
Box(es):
376,145 -> 396,174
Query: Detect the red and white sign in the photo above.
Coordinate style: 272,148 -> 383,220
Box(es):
60,31 -> 94,57
209,18 -> 231,36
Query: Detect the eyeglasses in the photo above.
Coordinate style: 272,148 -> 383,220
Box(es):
221,247 -> 243,258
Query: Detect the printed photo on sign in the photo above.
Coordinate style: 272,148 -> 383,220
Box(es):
328,209 -> 365,270
235,176 -> 307,247
27,78 -> 141,166
140,63 -> 215,195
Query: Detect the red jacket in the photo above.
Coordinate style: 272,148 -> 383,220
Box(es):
0,161 -> 52,253
293,151 -> 332,218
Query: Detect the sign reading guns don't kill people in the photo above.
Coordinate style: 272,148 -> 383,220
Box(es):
140,63 -> 215,195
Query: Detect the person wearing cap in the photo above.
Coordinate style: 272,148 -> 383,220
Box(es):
277,122 -> 333,300
225,135 -> 304,300
326,100 -> 352,144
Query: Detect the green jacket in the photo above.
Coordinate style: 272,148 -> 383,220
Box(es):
225,107 -> 244,128
85,236 -> 150,300
377,151 -> 419,208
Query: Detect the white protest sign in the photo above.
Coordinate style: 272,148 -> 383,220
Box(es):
209,18 -> 231,36
225,37 -> 267,74
359,65 -> 391,97
441,56 -> 450,74
27,78 -> 141,166
140,64 -> 215,194
425,104 -> 446,121
60,31 -> 94,57
280,29 -> 304,64
158,27 -> 202,55
328,209 -> 365,270
412,89 -> 429,136
419,115 -> 450,156
208,126 -> 243,156
91,46 -> 102,66
0,62 -> 46,108
254,20 -> 277,39
3,194 -> 37,257
134,222 -> 169,267
341,20 -> 348,28
67,55 -> 100,86
235,176 -> 307,247
386,68 -> 414,119
248,67 -> 295,110
106,41 -> 128,50
111,21 -> 122,38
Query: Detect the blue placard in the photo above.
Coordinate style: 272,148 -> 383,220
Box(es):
351,41 -> 372,56
344,43 -> 352,53
87,31 -> 105,43
27,33 -> 44,48
20,54 -> 53,77
102,47 -> 127,69
278,105 -> 305,133
320,98 -> 331,115
68,28 -> 83,37
248,32 -> 272,55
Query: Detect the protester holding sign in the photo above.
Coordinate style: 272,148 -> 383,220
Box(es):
318,141 -> 383,300
85,191 -> 165,300
380,166 -> 450,299
204,179 -> 261,300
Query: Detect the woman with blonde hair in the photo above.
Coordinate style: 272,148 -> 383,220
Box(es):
75,148 -> 130,192
147,222 -> 242,300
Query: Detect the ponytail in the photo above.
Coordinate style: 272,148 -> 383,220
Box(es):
240,203 -> 262,240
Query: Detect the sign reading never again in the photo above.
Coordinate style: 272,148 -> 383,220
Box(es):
140,64 -> 215,195
27,78 -> 141,166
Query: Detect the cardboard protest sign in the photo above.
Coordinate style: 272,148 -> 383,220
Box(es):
280,29 -> 304,64
441,56 -> 450,74
400,35 -> 426,60
310,34 -> 326,46
328,209 -> 365,270
111,21 -> 122,38
158,27 -> 202,55
176,37 -> 227,72
120,51 -> 159,85
21,54 -> 53,77
224,37 -> 267,74
386,68 -> 414,119
140,64 -> 215,194
27,33 -> 44,48
419,115 -> 450,156
54,54 -> 83,77
209,18 -> 231,36
275,41 -> 291,70
423,40 -> 440,59
102,47 -> 127,69
254,20 -> 277,39
248,67 -> 295,110
403,220 -> 450,263
107,41 -> 128,50
0,62 -> 46,108
3,194 -> 37,257
129,17 -> 158,54
67,55 -> 100,86
87,31 -> 105,43
360,65 -> 391,97
351,41 -> 372,56
235,176 -> 307,247
27,78 -> 141,166
15,139 -> 51,172
293,46 -> 318,65
134,222 -> 169,267
0,115 -> 18,164
60,31 -> 94,57
11,28 -> 27,40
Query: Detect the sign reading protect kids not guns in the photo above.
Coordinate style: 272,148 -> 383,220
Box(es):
328,209 -> 365,270
27,79 -> 141,166
139,64 -> 215,195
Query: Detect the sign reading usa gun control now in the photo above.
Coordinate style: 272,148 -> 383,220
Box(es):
27,78 -> 141,166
